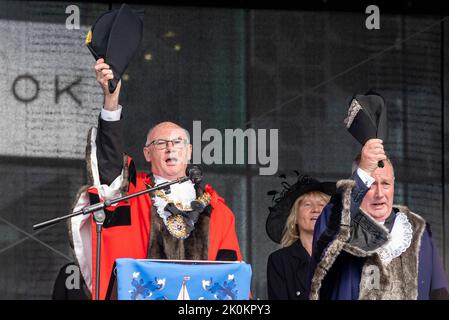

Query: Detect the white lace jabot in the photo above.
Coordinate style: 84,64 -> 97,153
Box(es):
375,212 -> 413,264
152,175 -> 196,223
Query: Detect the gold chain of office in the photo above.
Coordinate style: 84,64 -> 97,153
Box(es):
151,189 -> 212,239
153,189 -> 211,212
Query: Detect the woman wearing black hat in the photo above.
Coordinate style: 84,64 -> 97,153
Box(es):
266,175 -> 335,300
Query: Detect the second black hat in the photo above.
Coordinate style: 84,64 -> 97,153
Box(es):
344,91 -> 388,145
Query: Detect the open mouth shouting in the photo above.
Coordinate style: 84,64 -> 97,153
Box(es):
370,202 -> 386,210
165,156 -> 179,166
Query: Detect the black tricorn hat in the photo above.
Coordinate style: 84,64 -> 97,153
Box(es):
85,4 -> 144,93
266,174 -> 336,244
344,91 -> 388,145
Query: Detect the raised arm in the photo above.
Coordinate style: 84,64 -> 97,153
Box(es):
94,58 -> 124,185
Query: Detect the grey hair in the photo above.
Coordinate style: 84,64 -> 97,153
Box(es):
145,123 -> 191,146
351,153 -> 395,179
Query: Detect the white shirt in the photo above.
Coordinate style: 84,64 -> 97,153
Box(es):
153,174 -> 196,204
357,167 -> 375,188
101,106 -> 122,121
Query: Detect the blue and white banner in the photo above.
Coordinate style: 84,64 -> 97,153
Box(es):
115,259 -> 252,300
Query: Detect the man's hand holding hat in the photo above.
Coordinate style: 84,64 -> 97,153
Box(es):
359,138 -> 387,175
95,58 -> 121,111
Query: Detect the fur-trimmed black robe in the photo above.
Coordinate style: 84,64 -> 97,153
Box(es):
308,172 -> 449,300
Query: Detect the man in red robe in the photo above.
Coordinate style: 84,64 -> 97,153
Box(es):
64,58 -> 242,300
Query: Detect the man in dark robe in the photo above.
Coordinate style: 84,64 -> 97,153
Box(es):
309,139 -> 449,300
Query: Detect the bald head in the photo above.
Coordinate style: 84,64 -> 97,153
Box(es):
145,122 -> 190,146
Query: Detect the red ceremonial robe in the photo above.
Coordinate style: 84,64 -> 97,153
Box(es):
69,128 -> 242,300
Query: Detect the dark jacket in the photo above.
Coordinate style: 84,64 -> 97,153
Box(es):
267,241 -> 310,300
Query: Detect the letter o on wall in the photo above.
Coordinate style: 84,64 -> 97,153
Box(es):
12,74 -> 40,103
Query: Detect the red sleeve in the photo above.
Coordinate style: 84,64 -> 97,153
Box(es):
206,184 -> 243,261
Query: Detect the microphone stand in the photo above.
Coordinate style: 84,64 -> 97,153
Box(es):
33,175 -> 190,300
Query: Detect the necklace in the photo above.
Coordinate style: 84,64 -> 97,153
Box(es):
149,185 -> 211,239
153,189 -> 211,212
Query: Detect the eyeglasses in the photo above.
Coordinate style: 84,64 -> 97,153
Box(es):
145,138 -> 187,150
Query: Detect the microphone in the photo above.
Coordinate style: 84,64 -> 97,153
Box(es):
186,165 -> 203,184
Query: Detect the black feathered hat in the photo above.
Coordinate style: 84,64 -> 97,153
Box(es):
266,173 -> 335,244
